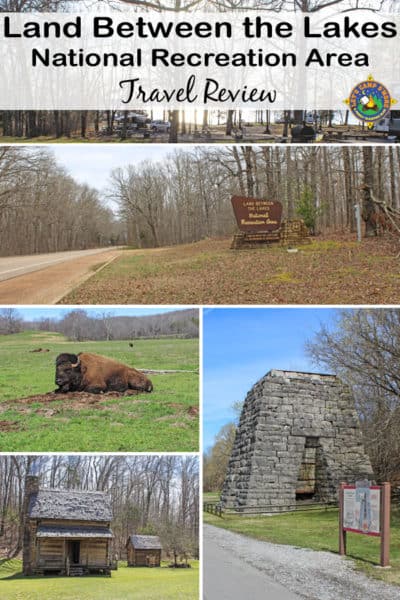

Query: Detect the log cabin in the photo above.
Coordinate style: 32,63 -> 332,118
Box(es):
23,475 -> 114,576
126,534 -> 162,567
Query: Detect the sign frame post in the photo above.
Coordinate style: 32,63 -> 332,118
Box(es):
339,482 -> 346,556
380,482 -> 391,568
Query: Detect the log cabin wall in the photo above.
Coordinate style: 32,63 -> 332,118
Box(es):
39,519 -> 110,528
36,539 -> 109,568
129,548 -> 161,567
79,540 -> 108,565
37,539 -> 64,568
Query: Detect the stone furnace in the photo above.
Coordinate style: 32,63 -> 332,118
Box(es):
220,370 -> 373,512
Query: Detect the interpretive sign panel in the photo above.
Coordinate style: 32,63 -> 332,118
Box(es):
231,196 -> 283,233
342,484 -> 380,536
339,481 -> 391,567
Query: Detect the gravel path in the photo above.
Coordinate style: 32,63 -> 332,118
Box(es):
204,524 -> 400,600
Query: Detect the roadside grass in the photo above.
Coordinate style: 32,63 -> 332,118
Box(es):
203,496 -> 400,586
59,235 -> 400,305
0,560 -> 199,600
0,331 -> 199,452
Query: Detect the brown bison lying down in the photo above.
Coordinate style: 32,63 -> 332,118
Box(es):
55,352 -> 153,394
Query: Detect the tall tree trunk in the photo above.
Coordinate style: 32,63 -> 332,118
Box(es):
168,110 -> 179,143
225,110 -> 233,136
362,146 -> 377,237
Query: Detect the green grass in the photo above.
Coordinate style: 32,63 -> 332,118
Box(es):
203,501 -> 400,586
0,331 -> 199,452
0,560 -> 199,600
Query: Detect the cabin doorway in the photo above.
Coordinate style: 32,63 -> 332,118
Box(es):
68,541 -> 81,565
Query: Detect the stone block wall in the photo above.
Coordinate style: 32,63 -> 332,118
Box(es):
220,370 -> 373,512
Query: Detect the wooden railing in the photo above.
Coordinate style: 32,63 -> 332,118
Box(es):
203,503 -> 223,517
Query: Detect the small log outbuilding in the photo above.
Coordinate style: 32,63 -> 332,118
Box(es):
23,476 -> 114,576
126,535 -> 162,567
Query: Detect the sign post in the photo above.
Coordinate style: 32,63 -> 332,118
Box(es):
381,482 -> 391,568
339,481 -> 390,568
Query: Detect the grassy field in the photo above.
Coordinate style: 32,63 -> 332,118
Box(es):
0,559 -> 199,600
0,331 -> 199,452
203,494 -> 400,586
60,235 -> 400,305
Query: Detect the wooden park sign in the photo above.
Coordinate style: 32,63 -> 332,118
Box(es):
231,196 -> 283,233
230,195 -> 310,249
339,481 -> 391,567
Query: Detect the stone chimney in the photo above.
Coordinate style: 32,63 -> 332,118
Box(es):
22,476 -> 40,576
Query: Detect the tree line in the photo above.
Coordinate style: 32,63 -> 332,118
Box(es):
0,455 -> 199,562
0,308 -> 199,340
204,309 -> 400,493
2,146 -> 399,256
0,147 -> 121,256
111,146 -> 400,248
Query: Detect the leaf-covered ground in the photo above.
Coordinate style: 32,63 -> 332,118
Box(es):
61,235 -> 400,305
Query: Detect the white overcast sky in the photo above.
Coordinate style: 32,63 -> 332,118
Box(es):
49,145 -> 173,193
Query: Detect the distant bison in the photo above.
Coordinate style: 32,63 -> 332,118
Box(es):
55,352 -> 153,394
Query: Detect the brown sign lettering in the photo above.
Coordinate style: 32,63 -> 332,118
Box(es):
231,196 -> 283,232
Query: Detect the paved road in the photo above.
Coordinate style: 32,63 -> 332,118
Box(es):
0,248 -> 120,283
0,248 -> 123,304
204,524 -> 400,600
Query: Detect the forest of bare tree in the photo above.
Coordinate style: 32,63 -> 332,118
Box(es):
111,145 -> 400,247
0,147 -> 121,256
2,145 -> 399,255
0,307 -> 199,339
0,455 -> 199,562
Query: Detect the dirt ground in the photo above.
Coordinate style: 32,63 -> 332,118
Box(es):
0,391 -> 198,432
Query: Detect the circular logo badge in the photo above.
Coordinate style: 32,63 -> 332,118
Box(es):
347,76 -> 391,124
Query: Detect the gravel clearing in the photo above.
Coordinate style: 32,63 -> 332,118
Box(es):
204,524 -> 400,600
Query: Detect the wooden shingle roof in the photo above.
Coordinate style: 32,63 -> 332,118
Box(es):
128,535 -> 162,550
29,489 -> 112,522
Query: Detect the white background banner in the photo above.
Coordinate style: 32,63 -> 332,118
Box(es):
0,10 -> 399,110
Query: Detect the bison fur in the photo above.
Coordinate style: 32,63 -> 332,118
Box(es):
55,352 -> 153,394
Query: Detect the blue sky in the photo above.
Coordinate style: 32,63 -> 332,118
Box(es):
15,307 -> 184,321
203,307 -> 341,450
